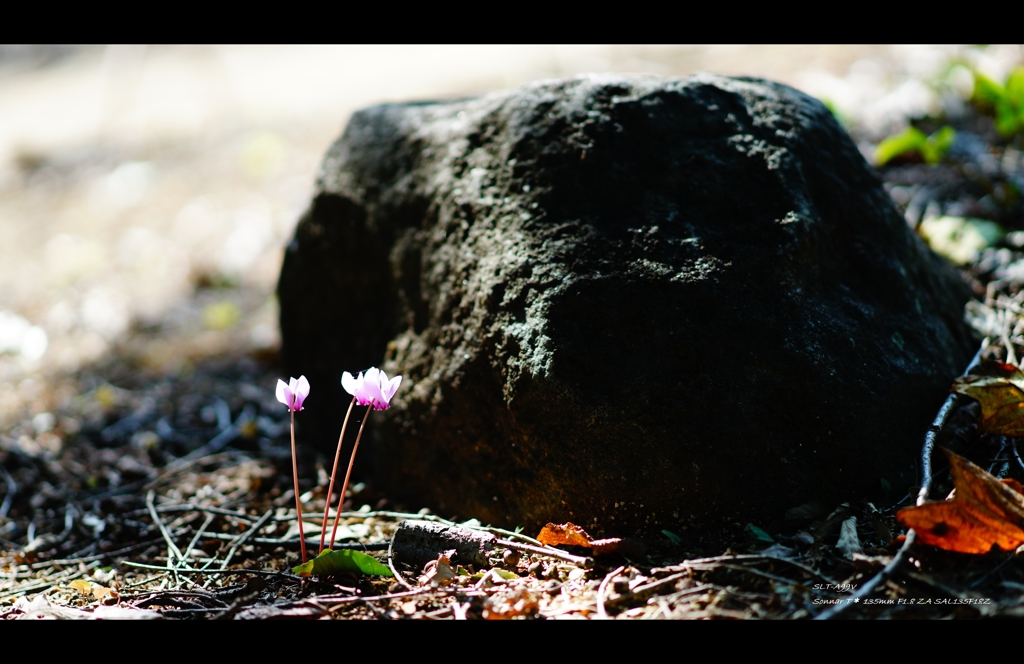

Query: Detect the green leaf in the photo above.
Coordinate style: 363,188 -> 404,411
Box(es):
291,548 -> 394,578
1006,67 -> 1024,107
874,127 -> 927,166
972,71 -> 1006,107
661,529 -> 682,545
924,126 -> 957,164
493,568 -> 518,580
881,478 -> 892,494
995,101 -> 1022,137
745,523 -> 775,543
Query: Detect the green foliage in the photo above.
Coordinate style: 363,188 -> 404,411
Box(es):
291,548 -> 394,578
971,66 -> 1024,137
875,125 -> 957,166
745,523 -> 774,543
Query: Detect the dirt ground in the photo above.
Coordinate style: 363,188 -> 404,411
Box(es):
3,45 -> 1024,620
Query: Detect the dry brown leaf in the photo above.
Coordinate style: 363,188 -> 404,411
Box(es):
896,449 -> 1024,554
92,586 -> 118,601
836,517 -> 862,558
952,361 -> 1024,436
537,523 -> 594,548
418,552 -> 457,587
536,522 -> 647,558
68,579 -> 95,594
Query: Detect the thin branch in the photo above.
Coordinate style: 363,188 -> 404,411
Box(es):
652,554 -> 837,585
146,491 -> 184,563
199,533 -> 389,550
478,526 -> 546,548
144,503 -> 257,521
596,565 -> 625,619
495,538 -> 590,566
219,509 -> 273,571
388,528 -> 414,590
178,513 -> 216,572
815,341 -> 985,620
121,561 -> 298,578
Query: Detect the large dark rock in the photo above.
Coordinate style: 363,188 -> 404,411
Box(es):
278,74 -> 976,541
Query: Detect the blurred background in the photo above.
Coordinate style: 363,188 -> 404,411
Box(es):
1,44 -> 1022,432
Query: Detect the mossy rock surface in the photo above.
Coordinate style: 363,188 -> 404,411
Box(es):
278,74 -> 975,539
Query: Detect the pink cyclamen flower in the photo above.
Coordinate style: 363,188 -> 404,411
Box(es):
276,376 -> 310,412
342,367 -> 402,411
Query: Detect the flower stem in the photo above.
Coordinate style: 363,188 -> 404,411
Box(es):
290,409 -> 307,563
319,396 -> 356,555
329,406 -> 372,550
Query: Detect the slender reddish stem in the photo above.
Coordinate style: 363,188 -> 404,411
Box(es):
290,409 -> 307,563
329,406 -> 371,550
319,396 -> 356,554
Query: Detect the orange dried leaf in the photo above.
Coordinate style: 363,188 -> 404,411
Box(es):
1003,478 -> 1024,495
896,449 -> 1024,554
537,523 -> 594,548
537,522 -> 637,556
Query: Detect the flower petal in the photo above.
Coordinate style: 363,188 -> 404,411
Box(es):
276,379 -> 294,410
341,371 -> 358,396
363,367 -> 380,386
360,367 -> 384,408
293,375 -> 310,410
381,374 -> 402,403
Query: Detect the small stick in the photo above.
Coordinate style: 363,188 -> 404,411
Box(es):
388,528 -> 414,589
220,509 -> 274,571
290,409 -> 307,563
495,538 -> 590,566
178,513 -> 216,571
815,342 -> 985,620
480,526 -> 547,548
329,406 -> 372,550
320,396 -> 357,555
140,503 -> 256,521
146,491 -> 184,563
596,565 -> 625,619
200,533 -> 390,549
32,537 -> 175,567
122,561 -> 299,578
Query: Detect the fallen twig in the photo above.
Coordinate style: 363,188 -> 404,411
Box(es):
816,341 -> 986,620
121,561 -> 298,578
596,565 -> 625,619
219,509 -> 273,571
388,529 -> 414,590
